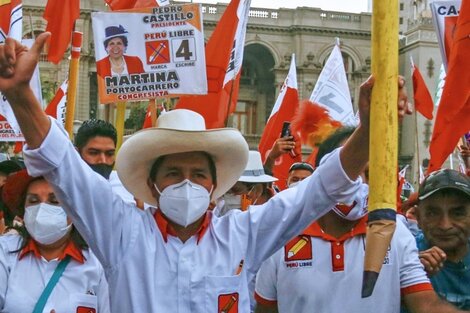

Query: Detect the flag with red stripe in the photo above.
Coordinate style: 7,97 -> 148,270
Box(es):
258,54 -> 301,190
175,0 -> 251,128
428,0 -> 470,173
0,0 -> 22,43
45,79 -> 68,126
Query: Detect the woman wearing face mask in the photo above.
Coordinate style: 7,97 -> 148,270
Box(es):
0,170 -> 109,313
215,151 -> 277,217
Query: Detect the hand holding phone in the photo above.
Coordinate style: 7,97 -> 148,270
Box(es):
281,121 -> 292,138
280,121 -> 297,158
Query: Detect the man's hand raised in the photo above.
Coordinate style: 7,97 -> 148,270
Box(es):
0,33 -> 50,98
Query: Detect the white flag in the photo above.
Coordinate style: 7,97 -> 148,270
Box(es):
310,44 -> 356,126
223,0 -> 251,85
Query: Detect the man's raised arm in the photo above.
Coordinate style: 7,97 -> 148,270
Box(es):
0,33 -> 51,147
340,76 -> 410,180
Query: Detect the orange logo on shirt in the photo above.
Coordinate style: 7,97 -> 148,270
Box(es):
218,293 -> 239,313
76,307 -> 96,313
284,235 -> 312,262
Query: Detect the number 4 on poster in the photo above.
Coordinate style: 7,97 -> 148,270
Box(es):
172,38 -> 197,62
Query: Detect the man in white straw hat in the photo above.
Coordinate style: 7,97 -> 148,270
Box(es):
217,151 -> 278,216
0,34 -> 409,312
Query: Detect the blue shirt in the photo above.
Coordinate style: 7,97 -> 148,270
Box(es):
416,233 -> 470,309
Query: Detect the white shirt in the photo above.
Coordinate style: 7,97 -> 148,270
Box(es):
255,215 -> 432,313
0,234 -> 109,313
109,170 -> 135,204
24,119 -> 361,312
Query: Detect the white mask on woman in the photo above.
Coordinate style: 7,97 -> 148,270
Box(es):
24,203 -> 72,245
155,179 -> 212,227
222,193 -> 242,211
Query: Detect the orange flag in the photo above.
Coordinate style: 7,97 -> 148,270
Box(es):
428,0 -> 470,173
410,58 -> 434,120
175,0 -> 250,128
142,102 -> 153,129
43,0 -> 80,64
258,55 -> 301,190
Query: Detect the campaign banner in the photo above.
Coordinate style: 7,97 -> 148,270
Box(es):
431,1 -> 461,70
92,3 -> 207,104
0,120 -> 23,141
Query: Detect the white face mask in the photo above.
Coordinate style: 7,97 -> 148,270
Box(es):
222,193 -> 242,211
155,179 -> 212,227
24,203 -> 72,245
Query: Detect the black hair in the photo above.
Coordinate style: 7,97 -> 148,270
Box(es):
149,151 -> 217,185
103,36 -> 128,49
75,119 -> 117,150
315,126 -> 356,167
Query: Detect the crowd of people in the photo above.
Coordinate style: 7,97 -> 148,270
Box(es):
0,32 -> 469,313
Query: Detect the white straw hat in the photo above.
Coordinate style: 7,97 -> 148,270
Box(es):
238,151 -> 278,183
116,109 -> 249,206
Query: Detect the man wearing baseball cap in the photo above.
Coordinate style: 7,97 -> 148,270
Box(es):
1,33 -> 407,312
415,169 -> 470,310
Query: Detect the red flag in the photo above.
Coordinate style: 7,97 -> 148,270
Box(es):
258,55 -> 301,190
13,141 -> 23,154
428,0 -> 470,173
43,0 -> 79,64
45,79 -> 68,125
0,0 -> 22,43
175,0 -> 250,128
105,0 -> 161,10
142,102 -> 153,129
410,59 -> 434,120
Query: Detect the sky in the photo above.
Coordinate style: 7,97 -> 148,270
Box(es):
185,0 -> 371,13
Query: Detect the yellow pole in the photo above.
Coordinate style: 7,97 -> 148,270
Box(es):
115,101 -> 126,153
149,99 -> 157,127
64,31 -> 83,139
362,0 -> 398,298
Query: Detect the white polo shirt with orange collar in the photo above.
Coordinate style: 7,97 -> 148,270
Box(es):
255,215 -> 432,313
0,234 -> 110,313
23,119 -> 362,312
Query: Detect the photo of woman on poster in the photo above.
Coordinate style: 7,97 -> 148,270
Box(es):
96,25 -> 145,77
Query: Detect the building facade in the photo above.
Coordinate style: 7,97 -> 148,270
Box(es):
21,0 -> 444,182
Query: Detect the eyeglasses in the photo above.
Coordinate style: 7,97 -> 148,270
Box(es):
288,162 -> 315,173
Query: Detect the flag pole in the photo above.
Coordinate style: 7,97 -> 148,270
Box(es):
410,56 -> 421,184
115,101 -> 126,153
149,99 -> 157,126
64,31 -> 83,139
224,77 -> 236,127
362,0 -> 398,298
414,110 -> 421,184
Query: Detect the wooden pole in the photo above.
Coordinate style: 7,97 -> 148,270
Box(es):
64,31 -> 83,139
115,101 -> 126,153
149,99 -> 157,127
362,0 -> 398,298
